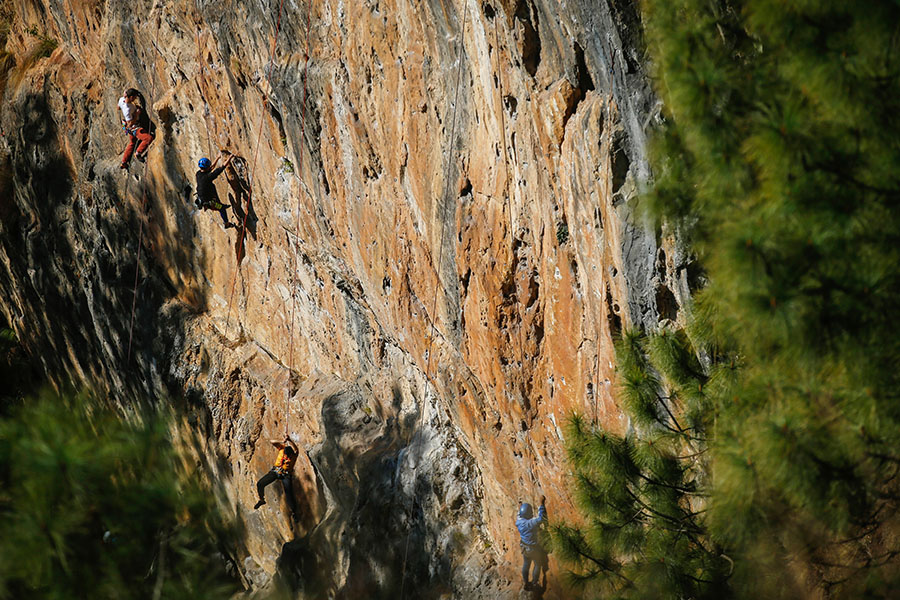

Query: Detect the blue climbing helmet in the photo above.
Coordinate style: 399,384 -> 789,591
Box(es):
198,157 -> 211,169
518,503 -> 533,519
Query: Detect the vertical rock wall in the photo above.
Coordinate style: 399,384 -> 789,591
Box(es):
0,0 -> 687,597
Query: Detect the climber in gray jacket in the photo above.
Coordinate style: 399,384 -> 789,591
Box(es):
516,495 -> 548,591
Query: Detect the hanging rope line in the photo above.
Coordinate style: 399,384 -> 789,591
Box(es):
399,1 -> 469,595
286,4 -> 313,400
491,0 -> 543,512
126,11 -> 164,363
194,28 -> 213,156
224,0 -> 287,336
490,6 -> 530,400
593,97 -> 612,425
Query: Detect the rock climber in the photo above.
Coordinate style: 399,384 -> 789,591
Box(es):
517,495 -> 549,592
196,153 -> 237,229
254,435 -> 299,518
118,88 -> 155,169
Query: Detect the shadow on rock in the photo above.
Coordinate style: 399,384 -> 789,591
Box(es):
225,155 -> 256,265
266,384 -> 481,599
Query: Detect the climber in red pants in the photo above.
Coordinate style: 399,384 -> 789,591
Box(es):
118,88 -> 155,169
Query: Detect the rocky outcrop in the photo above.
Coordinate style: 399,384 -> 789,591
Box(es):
0,0 -> 685,597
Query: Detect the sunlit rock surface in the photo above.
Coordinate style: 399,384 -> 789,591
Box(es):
0,0 -> 688,597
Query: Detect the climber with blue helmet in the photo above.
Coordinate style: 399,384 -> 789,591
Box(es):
195,152 -> 237,229
516,495 -> 548,591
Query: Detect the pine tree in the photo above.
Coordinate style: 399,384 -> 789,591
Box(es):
552,327 -> 736,599
558,1 -> 900,597
0,390 -> 242,599
641,0 -> 900,595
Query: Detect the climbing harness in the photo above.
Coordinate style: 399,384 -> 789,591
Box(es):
399,2 -> 469,597
197,198 -> 228,211
126,13 -> 163,363
223,0 -> 288,336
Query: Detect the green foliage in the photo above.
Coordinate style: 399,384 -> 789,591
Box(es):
35,37 -> 56,59
0,327 -> 15,346
556,222 -> 569,245
644,0 -> 900,591
560,1 -> 900,596
552,328 -> 733,599
24,24 -> 56,59
0,390 -> 242,599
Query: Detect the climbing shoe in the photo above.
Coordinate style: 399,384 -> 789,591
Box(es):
224,222 -> 237,230
254,499 -> 266,510
135,152 -> 146,163
119,163 -> 129,170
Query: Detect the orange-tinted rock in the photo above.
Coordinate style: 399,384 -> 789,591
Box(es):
0,0 -> 685,597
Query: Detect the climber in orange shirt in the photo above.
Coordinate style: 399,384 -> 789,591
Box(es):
254,436 -> 299,518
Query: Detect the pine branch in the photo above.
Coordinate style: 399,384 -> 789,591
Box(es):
635,470 -> 706,497
571,545 -> 634,585
623,485 -> 703,535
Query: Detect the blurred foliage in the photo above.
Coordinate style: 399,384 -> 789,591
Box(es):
0,390 -> 243,599
557,1 -> 900,598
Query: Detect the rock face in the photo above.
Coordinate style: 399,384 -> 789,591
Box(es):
0,0 -> 688,597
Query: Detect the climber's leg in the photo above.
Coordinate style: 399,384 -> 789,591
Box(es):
121,133 -> 137,167
255,470 -> 278,508
530,550 -> 542,587
280,475 -> 298,515
134,127 -> 155,159
218,205 -> 234,228
538,549 -> 549,588
521,552 -> 533,587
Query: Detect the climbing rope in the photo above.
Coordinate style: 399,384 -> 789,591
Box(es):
126,12 -> 164,363
194,0 -> 228,155
286,4 -> 313,400
486,3 -> 542,507
194,27 -> 214,156
399,1 -> 469,596
490,6 -> 530,403
224,0 -> 287,336
593,97 -> 612,425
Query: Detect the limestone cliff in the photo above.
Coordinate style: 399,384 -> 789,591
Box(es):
0,0 -> 687,597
